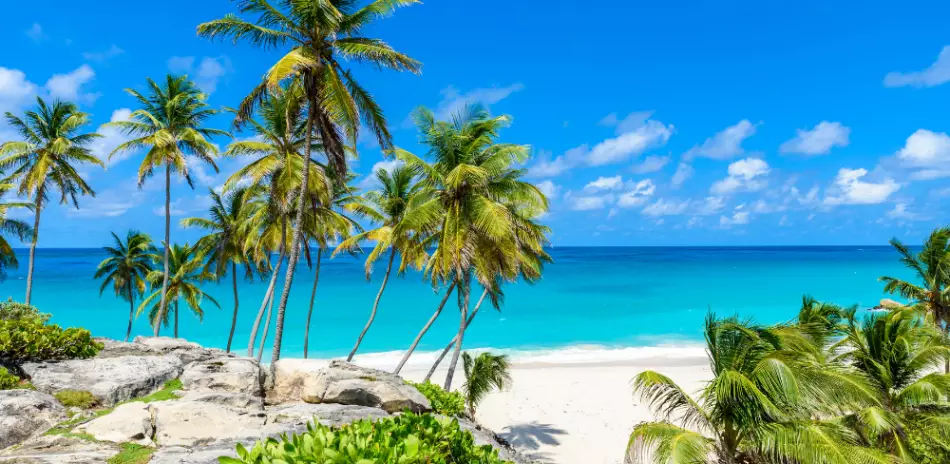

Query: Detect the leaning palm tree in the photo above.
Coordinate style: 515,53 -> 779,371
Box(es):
0,97 -> 103,304
335,165 -> 427,362
182,188 -> 256,352
139,242 -> 219,338
461,351 -> 511,417
0,184 -> 33,282
109,75 -> 227,336
94,231 -> 155,341
880,227 -> 950,334
627,313 -> 891,464
198,0 -> 422,365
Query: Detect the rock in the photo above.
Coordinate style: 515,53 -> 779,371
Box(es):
150,443 -> 240,464
0,435 -> 118,463
132,336 -> 229,365
173,390 -> 264,410
300,361 -> 430,413
21,355 -> 182,405
74,402 -> 153,446
150,400 -> 265,447
877,298 -> 905,310
264,403 -> 390,435
0,390 -> 66,450
180,357 -> 262,396
269,358 -> 330,404
456,417 -> 537,464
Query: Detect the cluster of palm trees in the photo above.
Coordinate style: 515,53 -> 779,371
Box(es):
0,0 -> 551,390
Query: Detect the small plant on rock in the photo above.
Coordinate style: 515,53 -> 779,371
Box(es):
0,366 -> 20,390
55,390 -> 99,409
409,380 -> 466,417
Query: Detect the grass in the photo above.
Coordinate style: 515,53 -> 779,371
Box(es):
107,443 -> 155,464
55,390 -> 99,408
130,378 -> 182,404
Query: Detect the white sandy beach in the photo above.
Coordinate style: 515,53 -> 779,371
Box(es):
353,345 -> 712,464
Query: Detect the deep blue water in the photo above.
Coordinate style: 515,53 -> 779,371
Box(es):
1,246 -> 911,359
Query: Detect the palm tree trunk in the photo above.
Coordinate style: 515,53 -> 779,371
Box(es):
247,251 -> 282,357
257,291 -> 276,363
393,282 -> 456,375
125,280 -> 135,342
444,275 -> 471,391
347,248 -> 396,362
154,164 -> 171,337
270,100 -> 317,366
226,262 -> 239,353
24,189 -> 42,306
303,248 -> 322,359
173,299 -> 179,339
424,289 -> 488,381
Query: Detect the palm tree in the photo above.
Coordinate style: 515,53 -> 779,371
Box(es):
461,351 -> 511,417
109,75 -> 227,336
198,0 -> 422,365
834,308 -> 950,461
628,314 -> 890,464
0,98 -> 103,304
335,165 -> 427,362
880,227 -> 950,334
0,184 -> 33,282
793,294 -> 850,350
94,231 -> 155,341
182,188 -> 256,352
139,242 -> 220,338
396,105 -> 548,390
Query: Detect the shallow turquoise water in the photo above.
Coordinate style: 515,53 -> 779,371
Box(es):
1,246 -> 911,359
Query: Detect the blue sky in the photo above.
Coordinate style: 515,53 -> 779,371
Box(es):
2,0 -> 950,247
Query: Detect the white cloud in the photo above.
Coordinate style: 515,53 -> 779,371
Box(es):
599,111 -> 654,135
25,23 -> 45,42
686,120 -> 756,160
779,121 -> 850,156
631,155 -> 670,174
83,45 -> 124,63
154,194 -> 213,217
884,46 -> 950,88
719,211 -> 750,227
824,168 -> 900,205
670,162 -> 693,187
584,175 -> 624,192
696,196 -> 726,215
45,65 -> 99,104
642,198 -> 689,217
896,129 -> 950,179
0,67 -> 38,111
710,157 -> 769,195
432,84 -> 524,121
185,156 -> 219,187
357,159 -> 404,188
886,202 -> 928,221
536,180 -> 560,199
167,56 -> 232,94
566,192 -> 614,211
69,180 -> 153,218
616,179 -> 655,208
91,108 -> 134,165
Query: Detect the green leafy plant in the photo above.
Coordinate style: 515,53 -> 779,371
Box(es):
55,390 -> 99,409
0,317 -> 102,365
0,298 -> 49,322
107,443 -> 155,464
461,352 -> 511,416
219,412 -> 510,464
409,380 -> 466,417
0,366 -> 20,389
132,378 -> 182,404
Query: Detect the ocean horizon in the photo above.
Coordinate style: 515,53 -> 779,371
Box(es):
1,246 -> 911,363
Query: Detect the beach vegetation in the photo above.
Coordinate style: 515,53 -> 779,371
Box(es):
138,242 -> 219,338
94,231 -> 156,341
409,380 -> 466,417
0,298 -> 48,322
461,352 -> 512,416
880,227 -> 950,337
132,378 -> 183,403
0,315 -> 101,368
54,390 -> 99,409
107,443 -> 155,464
0,184 -> 33,281
0,366 -> 21,390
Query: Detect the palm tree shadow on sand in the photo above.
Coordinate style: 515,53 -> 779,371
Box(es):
498,421 -> 567,461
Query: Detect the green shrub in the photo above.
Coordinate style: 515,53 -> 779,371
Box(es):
0,317 -> 102,364
906,421 -> 950,463
55,390 -> 99,409
220,412 -> 511,464
0,298 -> 49,322
409,380 -> 466,417
107,443 -> 155,464
0,366 -> 20,390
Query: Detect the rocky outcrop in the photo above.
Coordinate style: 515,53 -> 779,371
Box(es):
21,354 -> 183,405
131,336 -> 230,365
0,390 -> 66,449
264,402 -> 390,435
180,357 -> 263,396
299,360 -> 430,413
151,399 -> 266,447
0,435 -> 119,463
457,417 -> 537,464
74,402 -> 154,446
269,358 -> 330,404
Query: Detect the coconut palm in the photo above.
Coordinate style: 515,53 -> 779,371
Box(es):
335,165 -> 427,362
139,242 -> 220,338
198,0 -> 422,365
628,314 -> 891,464
396,105 -> 548,390
182,188 -> 256,352
793,294 -> 850,350
880,227 -> 950,334
0,184 -> 33,282
109,75 -> 227,336
0,98 -> 104,304
461,351 -> 511,417
94,231 -> 155,341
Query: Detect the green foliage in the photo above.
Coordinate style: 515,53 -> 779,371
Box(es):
0,316 -> 102,364
461,352 -> 511,415
107,443 -> 155,464
0,298 -> 49,322
55,390 -> 99,409
409,380 -> 466,417
132,378 -> 182,404
906,421 -> 950,464
220,412 -> 510,464
0,366 -> 20,389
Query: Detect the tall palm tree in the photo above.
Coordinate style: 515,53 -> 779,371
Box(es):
182,188 -> 256,352
0,184 -> 33,282
94,231 -> 155,341
335,165 -> 427,362
139,242 -> 220,338
109,75 -> 227,336
461,351 -> 511,417
880,227 -> 950,334
198,0 -> 422,365
628,314 -> 890,464
0,98 -> 103,304
397,105 -> 548,390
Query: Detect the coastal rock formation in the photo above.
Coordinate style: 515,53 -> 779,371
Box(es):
180,357 -> 263,396
151,399 -> 266,447
264,402 -> 391,433
300,360 -> 431,413
74,402 -> 154,446
20,354 -> 183,405
0,390 -> 66,449
0,434 -> 119,463
269,358 -> 330,403
131,336 -> 230,365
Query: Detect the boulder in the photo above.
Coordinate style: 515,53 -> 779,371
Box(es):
877,298 -> 905,310
21,355 -> 182,405
173,390 -> 264,410
74,402 -> 153,446
0,434 -> 118,463
150,443 -> 240,464
269,358 -> 330,404
456,417 -> 537,464
132,336 -> 229,365
150,400 -> 265,447
300,361 -> 430,413
264,403 -> 390,435
180,357 -> 262,396
0,390 -> 66,449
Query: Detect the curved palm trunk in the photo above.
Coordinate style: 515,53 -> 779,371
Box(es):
348,248 -> 396,362
303,249 -> 322,359
443,276 -> 471,391
257,292 -> 276,363
424,289 -> 488,382
247,251 -> 282,357
393,282 -> 456,375
154,164 -> 171,337
226,262 -> 239,353
125,280 -> 135,342
173,299 -> 179,339
24,188 -> 44,305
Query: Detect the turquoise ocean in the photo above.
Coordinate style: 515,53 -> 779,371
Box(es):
2,246 -> 912,362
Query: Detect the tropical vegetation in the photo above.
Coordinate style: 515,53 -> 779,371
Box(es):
409,380 -> 466,417
461,351 -> 511,416
94,231 -> 155,341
